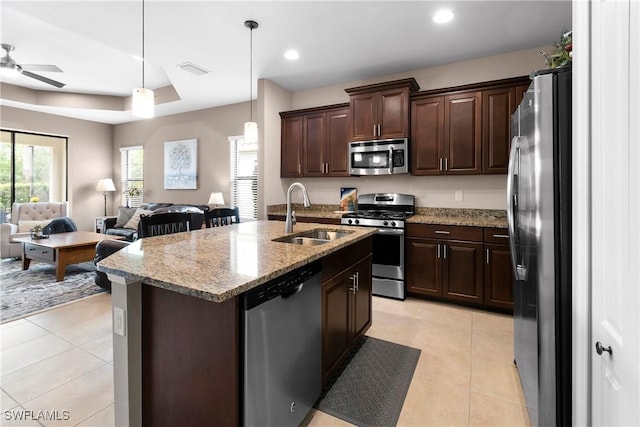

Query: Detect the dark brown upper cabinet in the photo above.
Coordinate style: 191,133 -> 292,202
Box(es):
280,104 -> 350,178
345,78 -> 419,142
482,81 -> 530,174
411,91 -> 481,175
411,75 -> 531,176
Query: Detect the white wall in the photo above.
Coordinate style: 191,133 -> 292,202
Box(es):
262,46 -> 551,209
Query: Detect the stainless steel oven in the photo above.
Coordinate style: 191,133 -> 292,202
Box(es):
341,193 -> 414,300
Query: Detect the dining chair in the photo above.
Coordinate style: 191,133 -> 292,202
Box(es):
138,212 -> 191,238
204,207 -> 240,228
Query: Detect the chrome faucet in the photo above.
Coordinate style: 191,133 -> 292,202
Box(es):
285,182 -> 311,233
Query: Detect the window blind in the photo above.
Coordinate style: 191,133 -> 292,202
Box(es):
230,137 -> 258,221
120,146 -> 144,207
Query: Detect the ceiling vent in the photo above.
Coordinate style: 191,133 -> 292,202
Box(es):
177,62 -> 210,76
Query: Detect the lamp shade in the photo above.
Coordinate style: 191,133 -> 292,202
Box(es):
96,178 -> 116,192
132,87 -> 155,118
244,121 -> 258,143
208,192 -> 225,206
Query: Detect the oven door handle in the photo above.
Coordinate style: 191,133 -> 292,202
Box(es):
376,228 -> 404,235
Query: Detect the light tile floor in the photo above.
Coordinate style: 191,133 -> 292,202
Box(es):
0,293 -> 529,426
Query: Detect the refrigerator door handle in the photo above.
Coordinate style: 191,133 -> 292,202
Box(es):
507,136 -> 527,281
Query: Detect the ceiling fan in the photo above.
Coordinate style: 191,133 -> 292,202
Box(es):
0,44 -> 65,88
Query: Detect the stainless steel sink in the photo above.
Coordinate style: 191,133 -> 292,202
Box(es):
286,237 -> 331,246
273,228 -> 354,245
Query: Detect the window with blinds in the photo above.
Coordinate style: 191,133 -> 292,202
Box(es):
230,137 -> 257,221
120,146 -> 144,207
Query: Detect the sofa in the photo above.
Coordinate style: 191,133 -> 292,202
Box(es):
0,202 -> 69,259
104,203 -> 208,242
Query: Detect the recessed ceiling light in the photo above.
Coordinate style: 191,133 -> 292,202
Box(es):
284,49 -> 300,61
433,9 -> 454,24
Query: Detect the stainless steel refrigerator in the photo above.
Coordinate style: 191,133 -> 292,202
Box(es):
507,68 -> 572,427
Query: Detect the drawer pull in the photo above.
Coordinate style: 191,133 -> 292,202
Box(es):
493,234 -> 509,239
435,230 -> 450,235
29,248 -> 35,251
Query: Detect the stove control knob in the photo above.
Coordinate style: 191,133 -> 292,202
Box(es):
347,219 -> 353,225
355,219 -> 360,225
383,221 -> 388,226
390,221 -> 396,227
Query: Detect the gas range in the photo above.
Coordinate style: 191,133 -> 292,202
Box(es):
341,210 -> 410,228
340,193 -> 415,300
340,193 -> 415,229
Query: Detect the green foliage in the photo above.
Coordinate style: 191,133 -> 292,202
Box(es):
0,182 -> 50,209
540,29 -> 572,69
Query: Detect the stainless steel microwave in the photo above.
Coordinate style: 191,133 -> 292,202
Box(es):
348,138 -> 409,175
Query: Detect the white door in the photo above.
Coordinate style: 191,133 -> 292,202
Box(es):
589,0 -> 640,425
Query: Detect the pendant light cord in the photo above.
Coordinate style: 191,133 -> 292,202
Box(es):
142,0 -> 145,89
249,23 -> 253,122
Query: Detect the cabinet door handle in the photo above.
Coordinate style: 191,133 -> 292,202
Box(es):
355,271 -> 359,292
348,274 -> 357,294
435,230 -> 450,235
437,244 -> 441,259
377,124 -> 381,137
444,158 -> 448,171
298,163 -> 301,174
373,125 -> 377,137
486,248 -> 490,264
439,158 -> 443,171
443,245 -> 447,260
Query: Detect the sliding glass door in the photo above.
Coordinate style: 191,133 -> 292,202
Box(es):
0,130 -> 67,222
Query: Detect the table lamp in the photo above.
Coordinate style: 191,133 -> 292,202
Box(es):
96,178 -> 116,216
208,192 -> 225,208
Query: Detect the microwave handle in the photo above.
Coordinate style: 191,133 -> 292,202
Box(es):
388,146 -> 394,174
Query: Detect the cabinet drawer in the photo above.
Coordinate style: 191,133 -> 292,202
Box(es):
406,223 -> 483,242
322,237 -> 372,282
24,243 -> 55,261
483,227 -> 510,244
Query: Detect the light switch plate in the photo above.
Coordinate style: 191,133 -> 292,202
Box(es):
113,306 -> 126,337
455,190 -> 463,201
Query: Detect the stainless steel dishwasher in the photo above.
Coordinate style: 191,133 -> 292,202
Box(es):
243,261 -> 321,427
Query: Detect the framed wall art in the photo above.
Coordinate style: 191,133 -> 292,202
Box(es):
164,139 -> 198,189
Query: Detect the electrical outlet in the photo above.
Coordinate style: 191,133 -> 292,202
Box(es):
113,306 -> 126,337
455,190 -> 464,201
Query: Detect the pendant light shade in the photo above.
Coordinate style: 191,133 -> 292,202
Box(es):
244,20 -> 258,142
132,0 -> 154,118
244,121 -> 258,143
132,87 -> 154,118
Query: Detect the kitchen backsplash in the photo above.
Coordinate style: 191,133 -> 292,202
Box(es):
279,174 -> 507,210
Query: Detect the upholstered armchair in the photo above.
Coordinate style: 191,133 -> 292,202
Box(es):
0,202 -> 68,259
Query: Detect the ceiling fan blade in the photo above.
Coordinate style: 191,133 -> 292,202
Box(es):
20,69 -> 66,88
21,64 -> 63,73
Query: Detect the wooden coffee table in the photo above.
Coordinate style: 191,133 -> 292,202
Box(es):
13,231 -> 124,281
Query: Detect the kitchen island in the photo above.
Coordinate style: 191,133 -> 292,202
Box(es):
97,220 -> 375,427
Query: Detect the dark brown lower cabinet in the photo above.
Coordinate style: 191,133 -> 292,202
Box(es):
406,237 -> 483,303
483,228 -> 513,310
406,224 -> 513,312
321,238 -> 372,385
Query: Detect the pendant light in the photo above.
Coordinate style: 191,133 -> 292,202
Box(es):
244,20 -> 259,143
132,0 -> 154,118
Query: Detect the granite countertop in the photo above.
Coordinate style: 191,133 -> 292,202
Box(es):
97,221 -> 375,303
267,204 -> 508,228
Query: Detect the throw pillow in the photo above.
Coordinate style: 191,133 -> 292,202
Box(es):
123,208 -> 154,230
18,219 -> 52,233
114,207 -> 138,228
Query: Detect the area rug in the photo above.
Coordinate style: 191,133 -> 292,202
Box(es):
0,259 -> 106,323
315,336 -> 421,427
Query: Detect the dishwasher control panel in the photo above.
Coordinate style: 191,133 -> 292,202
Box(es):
243,261 -> 321,310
